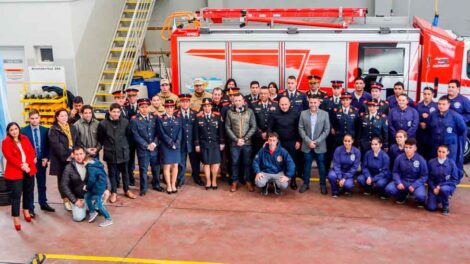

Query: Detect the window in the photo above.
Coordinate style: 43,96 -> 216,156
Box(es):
35,46 -> 54,64
358,43 -> 405,76
466,50 -> 470,78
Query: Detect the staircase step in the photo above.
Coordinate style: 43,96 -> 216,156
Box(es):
95,93 -> 116,97
120,18 -> 148,22
123,9 -> 149,13
126,0 -> 153,4
110,47 -> 137,52
99,80 -> 129,85
117,27 -> 143,32
107,59 -> 134,63
103,69 -> 131,74
114,37 -> 139,42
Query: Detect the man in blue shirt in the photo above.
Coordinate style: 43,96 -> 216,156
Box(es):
447,79 -> 470,123
21,109 -> 55,216
253,132 -> 295,195
351,77 -> 372,109
388,94 -> 419,142
385,138 -> 428,207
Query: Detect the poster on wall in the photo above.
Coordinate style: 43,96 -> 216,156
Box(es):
28,65 -> 66,91
0,53 -> 11,173
3,59 -> 24,82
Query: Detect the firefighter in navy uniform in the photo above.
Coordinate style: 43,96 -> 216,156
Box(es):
175,94 -> 198,188
357,100 -> 389,155
194,98 -> 225,189
130,98 -> 164,196
330,92 -> 359,147
366,82 -> 389,115
210,87 -> 231,181
244,81 -> 260,108
125,87 -> 139,186
252,86 -> 278,155
306,75 -> 328,98
324,80 -> 344,170
276,75 -> 308,113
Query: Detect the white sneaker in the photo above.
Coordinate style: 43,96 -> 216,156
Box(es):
99,219 -> 113,227
88,212 -> 98,223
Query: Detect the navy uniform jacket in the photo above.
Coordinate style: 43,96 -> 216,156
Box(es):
125,103 -> 138,119
21,125 -> 50,160
276,90 -> 308,113
358,112 -> 389,149
193,112 -> 225,148
362,150 -> 391,181
156,114 -> 182,149
416,101 -> 437,142
332,146 -> 361,179
175,108 -> 197,153
449,94 -> 470,123
351,91 -> 372,110
389,144 -> 404,167
392,153 -> 428,188
130,113 -> 158,153
386,95 -> 415,110
388,106 -> 419,139
244,94 -> 260,108
331,106 -> 359,138
252,100 -> 278,137
427,158 -> 459,190
306,89 -> 328,99
253,144 -> 296,178
211,100 -> 230,119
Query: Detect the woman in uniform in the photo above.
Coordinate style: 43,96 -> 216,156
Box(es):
357,137 -> 391,198
268,82 -> 279,102
156,99 -> 182,194
389,130 -> 407,168
416,87 -> 437,160
327,134 -> 361,198
194,98 -> 225,190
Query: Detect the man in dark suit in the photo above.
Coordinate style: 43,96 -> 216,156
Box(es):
125,87 -> 139,186
21,109 -> 55,216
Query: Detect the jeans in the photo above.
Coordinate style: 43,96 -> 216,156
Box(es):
29,161 -> 48,211
302,150 -> 326,187
107,162 -> 130,193
230,145 -> 252,183
137,151 -> 161,192
85,192 -> 111,220
6,174 -> 33,217
254,172 -> 289,190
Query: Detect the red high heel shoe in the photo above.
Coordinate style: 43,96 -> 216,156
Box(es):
24,215 -> 32,222
15,224 -> 21,231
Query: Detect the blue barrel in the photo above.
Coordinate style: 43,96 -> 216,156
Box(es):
131,77 -> 144,86
144,78 -> 160,99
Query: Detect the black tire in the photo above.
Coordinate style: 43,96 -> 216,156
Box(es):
0,191 -> 11,206
0,177 -> 8,192
465,128 -> 470,164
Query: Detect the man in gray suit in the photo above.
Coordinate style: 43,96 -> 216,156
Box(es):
298,95 -> 331,194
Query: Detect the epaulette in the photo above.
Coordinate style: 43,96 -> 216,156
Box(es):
221,101 -> 230,106
213,111 -> 220,116
196,112 -> 204,117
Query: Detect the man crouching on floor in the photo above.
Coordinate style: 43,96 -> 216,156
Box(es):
253,132 -> 296,195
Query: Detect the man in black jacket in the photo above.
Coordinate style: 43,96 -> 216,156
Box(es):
60,146 -> 88,222
98,103 -> 137,203
268,96 -> 302,190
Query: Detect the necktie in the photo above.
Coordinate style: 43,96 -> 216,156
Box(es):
335,98 -> 339,104
33,128 -> 40,155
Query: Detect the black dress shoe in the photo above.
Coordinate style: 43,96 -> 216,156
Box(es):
299,184 -> 309,193
194,179 -> 205,186
30,211 -> 36,218
290,179 -> 298,190
442,206 -> 449,216
320,185 -> 328,195
212,185 -> 218,190
129,182 -> 135,187
177,182 -> 184,189
205,186 -> 212,190
40,204 -> 56,212
152,186 -> 164,192
139,191 -> 146,196
172,190 -> 178,194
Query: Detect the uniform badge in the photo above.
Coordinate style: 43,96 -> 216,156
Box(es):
407,121 -> 412,127
350,154 -> 355,161
447,127 -> 453,133
413,160 -> 420,168
277,155 -> 283,162
429,107 -> 436,113
445,175 -> 451,181
454,102 -> 461,109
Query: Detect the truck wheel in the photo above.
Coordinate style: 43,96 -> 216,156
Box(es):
465,130 -> 470,164
0,191 -> 11,206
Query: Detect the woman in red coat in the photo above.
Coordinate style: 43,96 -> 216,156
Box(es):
2,122 -> 37,231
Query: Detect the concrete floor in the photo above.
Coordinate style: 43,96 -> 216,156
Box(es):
1,166 -> 470,264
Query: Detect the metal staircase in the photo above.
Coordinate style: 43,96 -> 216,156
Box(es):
91,0 -> 156,113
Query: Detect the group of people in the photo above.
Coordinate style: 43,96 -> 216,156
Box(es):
2,75 -> 468,231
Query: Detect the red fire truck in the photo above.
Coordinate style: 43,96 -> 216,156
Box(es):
167,8 -> 470,161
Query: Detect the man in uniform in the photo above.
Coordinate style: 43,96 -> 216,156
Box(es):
276,75 -> 308,113
125,87 -> 139,186
252,86 -> 278,155
111,90 -> 128,118
358,100 -> 389,154
351,77 -> 372,110
324,80 -> 344,170
190,78 -> 212,112
306,75 -> 328,98
157,79 -> 179,107
176,94 -> 198,188
130,98 -> 164,196
211,87 -> 231,181
366,82 -> 389,115
428,96 -> 467,180
244,81 -> 260,108
447,79 -> 470,122
330,92 -> 359,147
388,93 -> 419,142
386,82 -> 414,110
